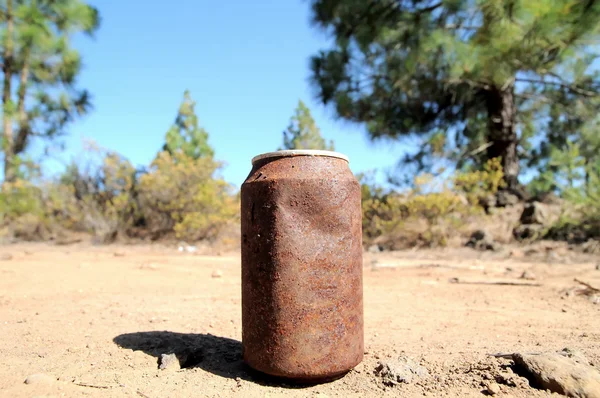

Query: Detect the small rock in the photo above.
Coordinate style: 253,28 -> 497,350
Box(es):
367,244 -> 382,253
479,195 -> 497,213
158,353 -> 180,370
495,190 -> 520,207
374,355 -> 429,386
512,352 -> 600,397
466,230 -> 498,251
486,381 -> 501,395
582,240 -> 600,255
596,264 -> 600,271
520,270 -> 536,281
211,270 -> 223,278
24,373 -> 55,385
520,202 -> 549,225
513,224 -> 544,241
113,252 -> 125,257
0,253 -> 13,261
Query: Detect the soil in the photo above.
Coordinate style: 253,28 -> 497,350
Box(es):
0,243 -> 599,397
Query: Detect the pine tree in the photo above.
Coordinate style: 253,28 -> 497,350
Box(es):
1,0 -> 99,182
280,100 -> 334,151
309,0 -> 600,189
163,90 -> 214,159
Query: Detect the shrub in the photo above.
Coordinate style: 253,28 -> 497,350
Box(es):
360,160 -> 507,248
138,151 -> 238,241
360,172 -> 473,248
453,157 -> 505,207
54,148 -> 141,241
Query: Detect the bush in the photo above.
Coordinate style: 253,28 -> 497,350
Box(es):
361,159 -> 505,248
138,151 -> 238,241
360,173 -> 472,248
54,148 -> 141,242
0,179 -> 50,241
454,157 -> 505,207
545,164 -> 600,242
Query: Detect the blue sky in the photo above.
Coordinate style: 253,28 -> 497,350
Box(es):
44,0 -> 407,188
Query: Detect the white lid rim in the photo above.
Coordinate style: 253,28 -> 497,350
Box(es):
251,150 -> 349,165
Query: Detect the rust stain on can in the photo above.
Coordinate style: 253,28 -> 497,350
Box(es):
241,150 -> 364,382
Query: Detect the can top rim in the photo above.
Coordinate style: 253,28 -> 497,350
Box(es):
251,150 -> 349,165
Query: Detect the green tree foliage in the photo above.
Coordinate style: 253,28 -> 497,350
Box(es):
163,90 -> 214,160
280,100 -> 334,150
141,91 -> 236,240
309,0 -> 600,189
1,0 -> 100,182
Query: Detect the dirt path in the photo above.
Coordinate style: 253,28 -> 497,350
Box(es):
0,244 -> 598,397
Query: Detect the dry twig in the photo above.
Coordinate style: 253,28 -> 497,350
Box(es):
449,277 -> 542,287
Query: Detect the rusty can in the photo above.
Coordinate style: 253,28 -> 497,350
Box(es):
241,149 -> 363,382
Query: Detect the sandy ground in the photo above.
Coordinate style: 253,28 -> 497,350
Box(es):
0,243 -> 599,397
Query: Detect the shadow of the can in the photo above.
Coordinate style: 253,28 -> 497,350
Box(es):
114,331 -> 341,388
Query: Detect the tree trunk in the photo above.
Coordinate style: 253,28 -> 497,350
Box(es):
15,51 -> 30,155
2,0 -> 15,183
485,83 -> 519,190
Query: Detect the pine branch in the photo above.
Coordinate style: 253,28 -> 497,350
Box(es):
515,78 -> 598,97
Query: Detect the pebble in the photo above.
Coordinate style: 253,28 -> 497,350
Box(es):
159,353 -> 180,370
0,253 -> 13,261
211,270 -> 223,278
596,264 -> 600,271
24,373 -> 55,385
486,382 -> 501,395
520,270 -> 536,280
113,252 -> 125,257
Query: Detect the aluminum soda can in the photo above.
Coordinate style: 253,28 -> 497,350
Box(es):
241,150 -> 363,382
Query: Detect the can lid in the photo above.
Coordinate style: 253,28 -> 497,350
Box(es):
251,150 -> 349,165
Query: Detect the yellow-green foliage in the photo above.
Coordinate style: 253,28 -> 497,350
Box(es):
453,158 -> 505,207
0,180 -> 47,240
361,173 -> 471,247
53,149 -> 140,238
0,179 -> 43,220
138,151 -> 238,241
361,162 -> 504,248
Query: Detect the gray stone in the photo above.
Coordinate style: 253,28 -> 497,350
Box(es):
479,195 -> 497,213
520,202 -> 549,225
513,224 -> 544,241
582,240 -> 600,255
495,190 -> 520,207
367,245 -> 382,253
159,353 -> 180,370
486,381 -> 501,395
513,351 -> 600,397
374,355 -> 429,386
466,230 -> 499,251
